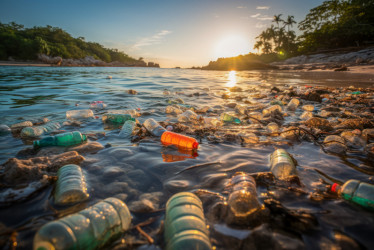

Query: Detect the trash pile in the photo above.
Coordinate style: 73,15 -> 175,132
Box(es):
0,83 -> 374,249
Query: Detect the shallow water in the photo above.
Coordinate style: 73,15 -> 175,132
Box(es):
0,66 -> 373,249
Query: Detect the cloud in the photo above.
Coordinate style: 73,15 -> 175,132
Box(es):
255,23 -> 268,29
237,6 -> 247,9
251,14 -> 273,21
251,13 -> 261,18
256,6 -> 270,10
133,30 -> 172,49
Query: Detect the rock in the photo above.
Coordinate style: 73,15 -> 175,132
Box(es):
319,110 -> 332,117
302,105 -> 315,112
306,117 -> 333,131
263,105 -> 282,116
301,92 -> 322,102
300,111 -> 313,120
69,141 -> 104,154
324,135 -> 347,154
362,128 -> 374,143
164,179 -> 192,193
287,98 -> 300,111
334,66 -> 348,71
0,124 -> 11,135
225,102 -> 237,108
102,166 -> 126,178
281,126 -> 301,140
127,89 -> 137,95
10,121 -> 33,131
340,131 -> 365,148
0,151 -> 84,184
336,118 -> 374,130
129,199 -> 156,213
239,133 -> 259,144
364,143 -> 374,157
248,112 -> 263,124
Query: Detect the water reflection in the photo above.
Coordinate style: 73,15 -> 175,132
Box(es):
226,70 -> 237,87
161,146 -> 198,162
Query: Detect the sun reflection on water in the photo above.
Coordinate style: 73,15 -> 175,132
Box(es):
226,70 -> 237,87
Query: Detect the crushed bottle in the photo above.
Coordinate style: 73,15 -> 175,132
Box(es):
33,197 -> 131,250
220,113 -> 241,124
54,164 -> 89,205
143,118 -> 167,137
66,109 -> 94,120
161,131 -> 199,149
331,180 -> 374,211
33,131 -> 87,148
119,120 -> 137,138
164,192 -> 211,250
178,110 -> 198,122
21,122 -> 61,138
102,114 -> 135,124
270,149 -> 297,179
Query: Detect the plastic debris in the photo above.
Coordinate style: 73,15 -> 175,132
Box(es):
270,149 -> 297,179
66,109 -> 94,120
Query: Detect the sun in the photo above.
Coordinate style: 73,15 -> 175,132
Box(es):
214,35 -> 250,59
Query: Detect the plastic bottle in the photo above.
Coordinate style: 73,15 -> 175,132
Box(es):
164,192 -> 211,250
267,122 -> 279,134
161,131 -> 199,149
102,114 -> 135,124
90,101 -> 107,109
143,118 -> 167,137
178,110 -> 198,122
165,105 -> 183,115
287,98 -> 300,111
54,164 -> 89,205
33,131 -> 87,148
119,120 -> 137,138
270,149 -> 297,179
262,105 -> 282,116
204,117 -> 221,128
227,172 -> 261,218
220,113 -> 241,124
21,122 -> 61,137
331,180 -> 374,211
66,110 -> 94,120
33,197 -> 131,250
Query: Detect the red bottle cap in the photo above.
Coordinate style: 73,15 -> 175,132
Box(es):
192,142 -> 199,149
331,183 -> 339,193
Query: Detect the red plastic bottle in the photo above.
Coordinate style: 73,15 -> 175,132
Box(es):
161,131 -> 199,149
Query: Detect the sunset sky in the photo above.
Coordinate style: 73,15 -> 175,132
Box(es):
0,0 -> 324,68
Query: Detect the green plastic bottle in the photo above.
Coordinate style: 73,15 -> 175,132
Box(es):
33,197 -> 131,250
102,114 -> 135,124
164,192 -> 211,250
220,113 -> 241,124
331,180 -> 374,211
33,131 -> 87,148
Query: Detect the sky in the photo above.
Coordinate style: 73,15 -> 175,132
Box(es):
0,0 -> 325,68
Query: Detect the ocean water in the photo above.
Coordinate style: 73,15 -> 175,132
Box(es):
0,66 -> 373,249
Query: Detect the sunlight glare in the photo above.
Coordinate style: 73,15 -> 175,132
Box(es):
214,35 -> 250,59
226,70 -> 237,87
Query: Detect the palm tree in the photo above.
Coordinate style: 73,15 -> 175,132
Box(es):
284,15 -> 296,33
272,14 -> 283,29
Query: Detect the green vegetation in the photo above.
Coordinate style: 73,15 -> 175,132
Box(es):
204,0 -> 374,70
0,22 -> 141,64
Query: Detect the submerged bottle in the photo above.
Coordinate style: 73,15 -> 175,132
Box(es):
119,120 -> 137,138
143,118 -> 167,137
33,197 -> 132,250
161,131 -> 199,149
220,113 -> 241,124
66,109 -> 94,120
227,172 -> 261,221
54,164 -> 89,205
164,192 -> 211,250
102,114 -> 135,124
21,122 -> 61,138
331,180 -> 374,211
270,149 -> 297,179
33,131 -> 87,148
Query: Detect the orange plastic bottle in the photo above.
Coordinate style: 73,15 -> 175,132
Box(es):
161,131 -> 199,149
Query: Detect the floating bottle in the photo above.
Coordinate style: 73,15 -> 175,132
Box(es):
119,120 -> 137,138
90,101 -> 107,109
178,110 -> 198,122
66,109 -> 94,120
331,180 -> 374,211
54,164 -> 89,205
227,172 -> 262,222
21,122 -> 61,138
143,118 -> 167,137
270,149 -> 297,179
161,131 -> 199,150
287,98 -> 300,111
164,192 -> 211,250
33,197 -> 131,250
220,113 -> 241,124
102,114 -> 135,124
33,131 -> 87,148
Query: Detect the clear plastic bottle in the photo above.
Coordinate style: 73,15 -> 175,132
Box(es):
33,131 -> 87,148
54,164 -> 89,205
119,120 -> 137,138
102,114 -> 135,124
143,118 -> 166,137
164,192 -> 211,250
161,131 -> 199,149
11,121 -> 33,130
287,98 -> 300,111
178,110 -> 198,122
21,122 -> 61,137
220,113 -> 241,124
33,197 -> 132,250
331,180 -> 374,211
270,149 -> 297,179
227,172 -> 261,218
66,110 -> 94,120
